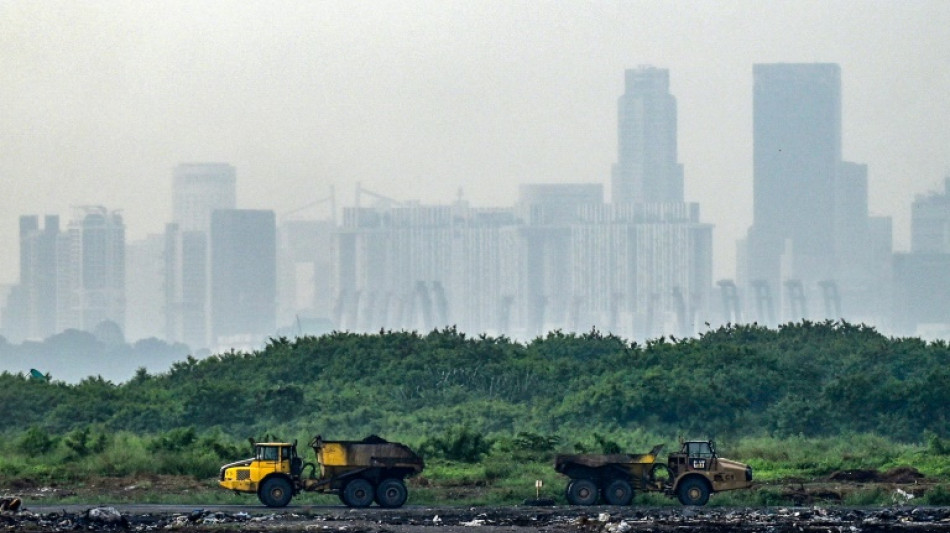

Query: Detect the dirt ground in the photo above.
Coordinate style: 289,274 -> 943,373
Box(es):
3,473 -> 950,532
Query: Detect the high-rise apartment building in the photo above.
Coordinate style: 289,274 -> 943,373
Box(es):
1,215 -> 60,341
611,67 -> 684,204
892,176 -> 950,335
164,224 -> 209,349
56,206 -> 125,333
277,219 -> 335,328
910,177 -> 950,253
125,233 -> 165,341
331,187 -> 711,340
210,209 -> 276,348
165,163 -> 237,349
18,215 -> 60,340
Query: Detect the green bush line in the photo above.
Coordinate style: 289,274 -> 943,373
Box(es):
0,321 -> 948,505
1,321 -> 948,441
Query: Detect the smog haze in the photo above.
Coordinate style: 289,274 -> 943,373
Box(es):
2,1 -> 949,281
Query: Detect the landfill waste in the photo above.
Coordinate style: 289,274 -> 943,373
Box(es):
5,504 -> 950,531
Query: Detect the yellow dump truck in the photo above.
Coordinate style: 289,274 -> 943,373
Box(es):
219,435 -> 424,508
555,440 -> 752,506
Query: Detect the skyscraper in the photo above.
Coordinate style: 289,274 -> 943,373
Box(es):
210,209 -> 276,347
18,215 -> 59,340
611,66 -> 683,204
172,163 -> 237,233
125,233 -> 165,341
745,63 -> 842,300
164,223 -> 209,349
165,163 -> 237,349
910,177 -> 950,253
1,215 -> 60,341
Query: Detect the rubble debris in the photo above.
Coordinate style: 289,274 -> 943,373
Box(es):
829,468 -> 882,482
828,466 -> 924,484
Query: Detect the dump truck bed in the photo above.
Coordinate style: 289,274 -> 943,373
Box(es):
312,435 -> 424,475
554,444 -> 664,472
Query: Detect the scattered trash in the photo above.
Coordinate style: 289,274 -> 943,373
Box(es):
0,504 -> 947,531
893,488 -> 915,504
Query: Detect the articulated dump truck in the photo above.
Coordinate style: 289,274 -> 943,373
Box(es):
555,440 -> 752,506
219,435 -> 424,508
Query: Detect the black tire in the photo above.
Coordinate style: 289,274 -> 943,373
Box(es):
259,477 -> 294,507
565,479 -> 599,506
603,479 -> 634,506
375,478 -> 408,508
341,478 -> 375,508
677,477 -> 711,506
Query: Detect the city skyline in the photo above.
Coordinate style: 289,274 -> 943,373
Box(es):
2,2 -> 949,286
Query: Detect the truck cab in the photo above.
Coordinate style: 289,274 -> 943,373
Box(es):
219,442 -> 301,507
666,440 -> 753,505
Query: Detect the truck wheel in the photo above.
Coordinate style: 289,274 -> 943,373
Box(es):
342,478 -> 374,508
375,478 -> 408,508
603,479 -> 633,506
677,477 -> 710,506
259,477 -> 293,507
566,479 -> 599,506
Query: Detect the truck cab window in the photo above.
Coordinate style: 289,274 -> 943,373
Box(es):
257,446 -> 279,461
685,442 -> 713,458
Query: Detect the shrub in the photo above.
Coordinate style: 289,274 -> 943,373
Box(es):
419,425 -> 492,463
494,432 -> 561,461
147,427 -> 198,453
925,485 -> 950,506
926,432 -> 949,456
17,426 -> 57,455
63,428 -> 109,458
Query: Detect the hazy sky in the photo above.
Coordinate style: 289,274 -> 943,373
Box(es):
2,1 -> 949,285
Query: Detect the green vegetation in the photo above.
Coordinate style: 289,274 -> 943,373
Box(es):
0,321 -> 948,506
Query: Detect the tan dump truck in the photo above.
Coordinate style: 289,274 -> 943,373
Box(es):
555,440 -> 752,506
219,435 -> 424,508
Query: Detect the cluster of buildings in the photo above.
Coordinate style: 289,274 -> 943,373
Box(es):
6,164 -> 278,351
3,63 -> 949,352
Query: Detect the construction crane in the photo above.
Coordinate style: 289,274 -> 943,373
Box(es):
355,182 -> 406,210
280,185 -> 337,223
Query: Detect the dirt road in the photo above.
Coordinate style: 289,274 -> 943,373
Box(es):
11,504 -> 950,532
